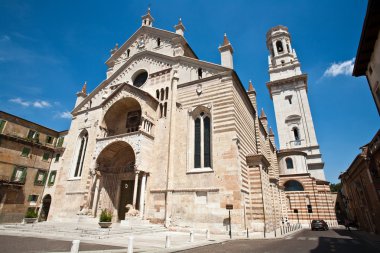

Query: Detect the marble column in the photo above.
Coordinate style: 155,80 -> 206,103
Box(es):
139,173 -> 147,218
132,171 -> 139,209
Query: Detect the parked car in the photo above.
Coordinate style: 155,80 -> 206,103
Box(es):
311,220 -> 329,231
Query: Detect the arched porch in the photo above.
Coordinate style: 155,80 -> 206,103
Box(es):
90,141 -> 148,221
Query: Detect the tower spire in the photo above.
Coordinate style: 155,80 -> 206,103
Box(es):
141,7 -> 154,27
174,18 -> 186,36
218,33 -> 234,69
248,80 -> 255,93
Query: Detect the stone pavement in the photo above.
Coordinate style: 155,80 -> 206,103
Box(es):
0,221 -> 307,253
350,229 -> 380,251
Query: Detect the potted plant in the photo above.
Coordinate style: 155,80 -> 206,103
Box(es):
98,208 -> 112,228
24,209 -> 38,224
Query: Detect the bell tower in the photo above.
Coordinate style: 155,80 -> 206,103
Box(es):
266,26 -> 326,180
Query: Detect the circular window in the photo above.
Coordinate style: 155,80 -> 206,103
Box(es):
133,71 -> 148,87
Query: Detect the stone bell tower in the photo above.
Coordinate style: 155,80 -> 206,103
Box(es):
266,25 -> 326,180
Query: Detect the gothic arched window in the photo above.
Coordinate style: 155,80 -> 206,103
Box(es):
193,110 -> 211,169
284,180 -> 304,191
276,40 -> 284,53
286,158 -> 294,169
160,88 -> 165,101
165,87 -> 169,100
157,38 -> 161,47
72,131 -> 88,178
127,49 -> 130,58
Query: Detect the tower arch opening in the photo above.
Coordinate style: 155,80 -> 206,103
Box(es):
276,40 -> 284,53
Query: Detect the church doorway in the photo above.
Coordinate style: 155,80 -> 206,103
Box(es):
118,180 -> 141,220
40,194 -> 51,221
95,141 -> 137,221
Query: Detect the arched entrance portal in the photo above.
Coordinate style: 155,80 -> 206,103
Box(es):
95,141 -> 143,221
40,194 -> 51,221
101,97 -> 142,137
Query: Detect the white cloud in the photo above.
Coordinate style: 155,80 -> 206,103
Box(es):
10,97 -> 52,108
9,97 -> 30,107
0,35 -> 10,42
33,100 -> 51,108
323,58 -> 355,77
57,111 -> 72,119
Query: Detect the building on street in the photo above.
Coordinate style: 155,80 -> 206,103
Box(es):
0,111 -> 67,223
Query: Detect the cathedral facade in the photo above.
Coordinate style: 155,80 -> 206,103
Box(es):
47,10 -> 335,234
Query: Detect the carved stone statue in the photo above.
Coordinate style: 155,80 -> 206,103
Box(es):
77,202 -> 92,216
125,204 -> 140,217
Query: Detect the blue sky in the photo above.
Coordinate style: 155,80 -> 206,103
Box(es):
0,0 -> 379,183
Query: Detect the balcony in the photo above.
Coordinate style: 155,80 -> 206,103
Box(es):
288,139 -> 303,148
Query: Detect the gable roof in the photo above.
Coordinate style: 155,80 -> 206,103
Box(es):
105,25 -> 198,67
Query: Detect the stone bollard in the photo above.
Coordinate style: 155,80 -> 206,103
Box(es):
165,235 -> 171,248
206,229 -> 210,240
70,240 -> 80,253
190,231 -> 194,243
128,236 -> 134,253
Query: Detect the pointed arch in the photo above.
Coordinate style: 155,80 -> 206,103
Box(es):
71,129 -> 88,178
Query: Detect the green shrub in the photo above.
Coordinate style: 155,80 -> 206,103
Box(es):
99,209 -> 112,222
25,209 -> 38,218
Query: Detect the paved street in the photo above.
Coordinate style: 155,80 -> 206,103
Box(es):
179,229 -> 380,253
0,235 -> 125,253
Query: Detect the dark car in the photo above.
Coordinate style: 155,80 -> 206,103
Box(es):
311,220 -> 329,231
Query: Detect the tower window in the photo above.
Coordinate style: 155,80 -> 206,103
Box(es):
156,90 -> 159,99
157,38 -> 161,47
285,158 -> 294,169
292,127 -> 300,141
127,49 -> 130,58
276,41 -> 284,53
198,68 -> 203,79
281,60 -> 285,66
286,44 -> 290,53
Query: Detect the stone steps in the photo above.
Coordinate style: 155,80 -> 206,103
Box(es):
0,219 -> 168,239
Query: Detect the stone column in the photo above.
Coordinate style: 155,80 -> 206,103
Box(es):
139,173 -> 147,218
132,171 -> 139,209
91,176 -> 101,217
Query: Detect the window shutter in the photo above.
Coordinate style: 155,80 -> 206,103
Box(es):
0,120 -> 5,133
57,137 -> 64,147
11,167 -> 17,181
194,118 -> 201,168
203,117 -> 211,167
20,168 -> 27,184
42,171 -> 47,185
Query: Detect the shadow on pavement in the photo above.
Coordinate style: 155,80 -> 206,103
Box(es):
310,229 -> 379,253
